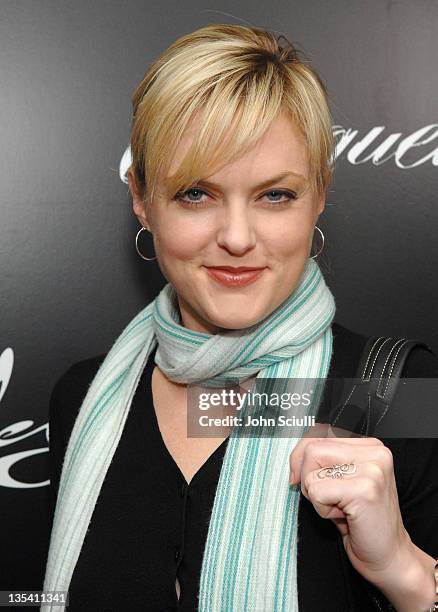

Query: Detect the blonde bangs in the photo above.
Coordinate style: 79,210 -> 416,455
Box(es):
161,73 -> 285,198
129,24 -> 334,202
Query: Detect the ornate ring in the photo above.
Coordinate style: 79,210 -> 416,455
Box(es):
317,462 -> 357,479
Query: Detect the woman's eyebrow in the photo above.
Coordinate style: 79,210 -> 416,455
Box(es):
197,171 -> 308,191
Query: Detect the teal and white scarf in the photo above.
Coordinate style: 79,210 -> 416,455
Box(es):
42,257 -> 335,611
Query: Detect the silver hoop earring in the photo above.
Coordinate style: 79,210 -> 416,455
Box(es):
135,226 -> 157,261
310,225 -> 325,259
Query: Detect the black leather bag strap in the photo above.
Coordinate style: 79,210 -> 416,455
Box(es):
334,334 -> 435,611
329,335 -> 434,437
354,335 -> 433,435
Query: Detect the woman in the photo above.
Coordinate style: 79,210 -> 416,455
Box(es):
42,24 -> 438,611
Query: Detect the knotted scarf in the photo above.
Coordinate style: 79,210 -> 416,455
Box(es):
42,257 -> 336,611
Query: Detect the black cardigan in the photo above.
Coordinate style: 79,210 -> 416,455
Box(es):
45,321 -> 438,611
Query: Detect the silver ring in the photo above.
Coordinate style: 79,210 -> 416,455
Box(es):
317,462 -> 357,479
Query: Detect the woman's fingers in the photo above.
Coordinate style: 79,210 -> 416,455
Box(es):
295,440 -> 390,487
289,422 -> 385,484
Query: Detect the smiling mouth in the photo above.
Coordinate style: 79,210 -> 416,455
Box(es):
203,266 -> 266,287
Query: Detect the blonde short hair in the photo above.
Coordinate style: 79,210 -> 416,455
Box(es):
129,23 -> 334,201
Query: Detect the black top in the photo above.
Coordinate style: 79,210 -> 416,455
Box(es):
46,321 -> 438,611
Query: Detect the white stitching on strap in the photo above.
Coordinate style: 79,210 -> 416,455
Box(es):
331,383 -> 358,426
367,337 -> 393,381
361,337 -> 385,380
379,338 -> 409,401
378,338 -> 406,388
361,393 -> 371,435
375,399 -> 391,428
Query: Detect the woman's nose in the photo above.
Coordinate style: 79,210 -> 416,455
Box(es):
215,201 -> 257,254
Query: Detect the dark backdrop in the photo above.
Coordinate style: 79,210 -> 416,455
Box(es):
1,0 -> 437,593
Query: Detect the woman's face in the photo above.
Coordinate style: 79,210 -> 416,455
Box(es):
129,110 -> 325,334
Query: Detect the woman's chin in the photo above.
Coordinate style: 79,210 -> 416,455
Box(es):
203,308 -> 269,332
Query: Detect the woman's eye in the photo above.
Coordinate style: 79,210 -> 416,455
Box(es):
263,189 -> 297,204
174,188 -> 208,205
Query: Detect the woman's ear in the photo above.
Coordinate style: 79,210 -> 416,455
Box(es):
312,189 -> 326,226
316,190 -> 326,216
128,168 -> 151,230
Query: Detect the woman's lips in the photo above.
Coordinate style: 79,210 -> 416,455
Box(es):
204,266 -> 266,287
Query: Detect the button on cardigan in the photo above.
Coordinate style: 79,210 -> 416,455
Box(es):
45,322 -> 438,611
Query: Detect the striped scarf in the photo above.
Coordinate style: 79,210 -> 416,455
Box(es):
42,257 -> 335,611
